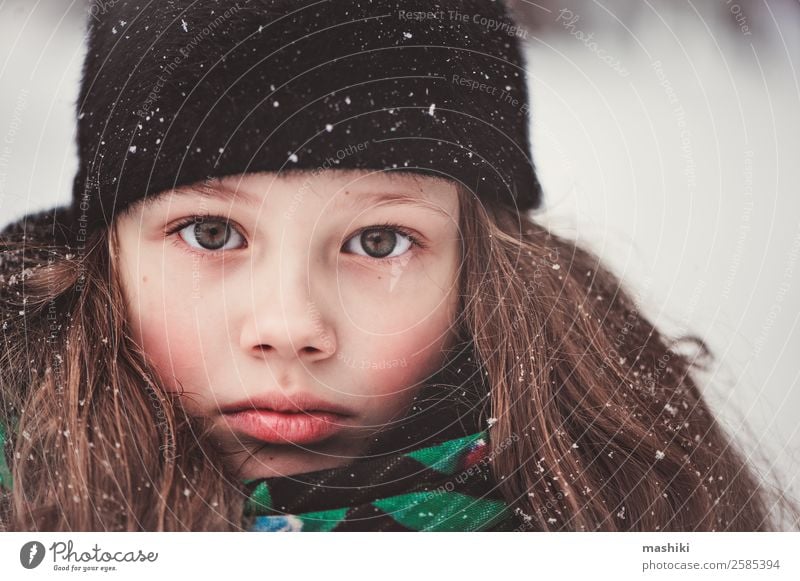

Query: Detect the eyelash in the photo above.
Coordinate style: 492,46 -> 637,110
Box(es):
165,213 -> 236,262
165,214 -> 428,262
350,220 -> 428,263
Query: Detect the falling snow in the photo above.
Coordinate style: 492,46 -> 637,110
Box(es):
128,146 -> 137,154
325,123 -> 333,132
655,450 -> 666,460
181,19 -> 189,33
428,103 -> 436,116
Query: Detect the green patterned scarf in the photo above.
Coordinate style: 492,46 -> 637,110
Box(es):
243,430 -> 518,531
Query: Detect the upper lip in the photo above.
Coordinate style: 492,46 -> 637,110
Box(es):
219,391 -> 353,416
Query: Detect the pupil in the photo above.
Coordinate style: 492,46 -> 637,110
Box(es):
195,220 -> 230,250
362,229 -> 396,258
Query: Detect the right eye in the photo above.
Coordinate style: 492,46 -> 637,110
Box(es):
176,217 -> 246,251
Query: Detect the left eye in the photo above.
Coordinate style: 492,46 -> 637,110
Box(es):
343,227 -> 415,259
178,218 -> 245,251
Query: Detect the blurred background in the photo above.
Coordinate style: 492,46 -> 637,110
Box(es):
1,0 -> 798,522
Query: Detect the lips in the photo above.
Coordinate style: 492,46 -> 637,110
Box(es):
223,409 -> 347,445
220,392 -> 352,445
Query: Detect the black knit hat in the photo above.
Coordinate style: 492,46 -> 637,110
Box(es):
63,0 -> 542,239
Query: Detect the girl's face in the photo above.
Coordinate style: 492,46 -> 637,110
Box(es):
114,170 -> 461,479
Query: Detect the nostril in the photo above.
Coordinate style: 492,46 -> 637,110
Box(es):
251,345 -> 326,357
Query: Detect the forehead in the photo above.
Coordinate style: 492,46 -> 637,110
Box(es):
137,169 -> 460,215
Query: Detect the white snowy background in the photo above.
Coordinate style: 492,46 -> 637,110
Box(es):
1,0 -> 798,519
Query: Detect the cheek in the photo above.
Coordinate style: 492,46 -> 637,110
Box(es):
122,270 -> 212,392
339,261 -> 458,336
346,287 -> 458,414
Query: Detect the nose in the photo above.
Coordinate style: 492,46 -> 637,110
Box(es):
239,260 -> 336,365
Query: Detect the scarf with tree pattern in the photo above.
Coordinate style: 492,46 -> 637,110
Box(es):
243,429 -> 518,532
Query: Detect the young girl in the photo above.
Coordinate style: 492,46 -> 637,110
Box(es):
0,0 -> 793,532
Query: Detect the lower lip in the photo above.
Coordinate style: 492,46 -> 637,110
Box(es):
223,409 -> 347,445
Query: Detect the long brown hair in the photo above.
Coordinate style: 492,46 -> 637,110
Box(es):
1,184 -> 796,530
458,189 -> 797,531
1,221 -> 242,530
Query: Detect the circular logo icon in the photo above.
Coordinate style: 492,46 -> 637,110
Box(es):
19,541 -> 46,569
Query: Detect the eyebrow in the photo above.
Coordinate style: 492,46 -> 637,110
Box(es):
134,180 -> 260,211
333,191 -> 452,218
173,181 -> 260,205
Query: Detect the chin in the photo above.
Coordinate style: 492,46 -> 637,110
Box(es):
234,445 -> 358,480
